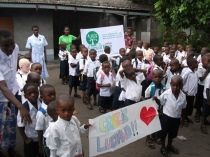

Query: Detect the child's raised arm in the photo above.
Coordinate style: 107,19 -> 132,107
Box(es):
152,96 -> 161,106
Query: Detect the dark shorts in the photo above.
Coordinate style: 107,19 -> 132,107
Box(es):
60,60 -> 69,78
99,95 -> 113,109
69,75 -> 80,88
124,99 -> 137,107
79,75 -> 87,91
112,86 -> 124,109
202,98 -> 210,117
157,114 -> 180,139
86,77 -> 98,97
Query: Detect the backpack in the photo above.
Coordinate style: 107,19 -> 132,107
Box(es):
23,100 -> 46,114
76,58 -> 85,76
149,82 -> 166,97
146,64 -> 154,81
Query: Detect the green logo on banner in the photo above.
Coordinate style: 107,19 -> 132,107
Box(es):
86,31 -> 99,46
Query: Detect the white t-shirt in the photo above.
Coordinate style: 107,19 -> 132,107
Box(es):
203,74 -> 210,99
83,60 -> 100,77
68,55 -> 78,76
196,63 -> 207,86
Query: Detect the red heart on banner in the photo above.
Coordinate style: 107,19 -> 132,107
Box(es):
140,106 -> 156,126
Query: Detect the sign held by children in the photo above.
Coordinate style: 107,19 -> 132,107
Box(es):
89,99 -> 161,156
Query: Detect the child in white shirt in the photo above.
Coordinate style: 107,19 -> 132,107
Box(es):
17,83 -> 41,157
136,40 -> 144,51
45,95 -> 91,157
30,63 -> 46,86
197,47 -> 209,63
104,46 -> 116,70
132,50 -> 147,75
35,84 -> 56,155
181,51 -> 195,68
114,48 -> 126,73
96,61 -> 114,113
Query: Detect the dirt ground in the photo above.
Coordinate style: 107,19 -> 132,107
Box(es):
14,66 -> 210,157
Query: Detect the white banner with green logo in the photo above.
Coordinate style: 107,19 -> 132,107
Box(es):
80,25 -> 125,57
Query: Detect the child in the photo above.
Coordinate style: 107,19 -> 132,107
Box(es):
153,46 -> 160,55
96,61 -> 114,113
35,84 -> 56,155
162,46 -> 169,59
181,58 -> 198,126
153,75 -> 186,157
16,58 -> 31,103
17,83 -> 42,157
68,48 -> 80,97
96,54 -> 109,78
153,55 -> 164,71
181,51 -> 195,68
136,40 -> 144,51
165,59 -> 182,90
114,48 -> 126,73
194,54 -> 210,123
145,69 -> 166,149
119,67 -> 144,106
79,47 -> 88,104
104,46 -> 116,69
45,95 -> 91,157
164,48 -> 175,64
132,50 -> 147,75
76,44 -> 85,60
197,47 -> 209,63
176,44 -> 185,64
162,42 -> 168,52
58,42 -> 69,85
30,63 -> 46,86
26,72 -> 41,87
201,63 -> 210,134
84,49 -> 101,110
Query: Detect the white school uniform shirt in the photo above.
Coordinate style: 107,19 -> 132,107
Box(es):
116,55 -> 123,66
16,70 -> 28,92
79,57 -> 87,72
105,53 -> 116,68
203,74 -> 210,99
26,34 -> 49,79
197,63 -> 207,86
45,116 -> 86,157
83,59 -> 100,77
158,88 -> 186,118
121,74 -> 144,102
153,64 -> 164,71
17,100 -> 41,141
197,54 -> 202,63
165,68 -> 182,90
182,67 -> 198,96
35,101 -> 51,132
181,59 -> 188,67
58,50 -> 68,61
76,51 -> 83,60
163,54 -> 170,64
176,50 -> 185,64
136,46 -> 144,51
0,44 -> 20,102
68,55 -> 78,76
96,71 -> 114,97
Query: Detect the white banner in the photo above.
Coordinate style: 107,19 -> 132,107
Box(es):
89,99 -> 161,157
80,25 -> 125,57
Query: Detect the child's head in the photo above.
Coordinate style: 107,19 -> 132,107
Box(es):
99,54 -> 108,63
185,45 -> 192,52
169,59 -> 180,72
79,44 -> 85,51
60,42 -> 66,50
143,43 -> 149,50
169,49 -> 175,58
153,55 -> 163,66
70,44 -> 76,51
153,47 -> 159,54
172,44 -> 177,50
102,61 -> 110,74
129,49 -> 136,59
31,63 -> 42,76
165,47 -> 170,54
119,48 -> 126,56
40,84 -> 56,105
136,50 -> 143,61
202,54 -> 210,68
23,83 -> 39,105
170,75 -> 183,95
26,72 -> 41,87
144,49 -> 153,61
152,69 -> 163,85
56,95 -> 75,121
19,58 -> 30,74
137,40 -> 143,48
104,46 -> 111,54
122,60 -> 132,69
124,67 -> 136,80
177,44 -> 183,51
71,48 -> 77,58
121,56 -> 131,63
186,51 -> 195,59
32,25 -> 39,36
163,42 -> 168,47
0,29 -> 15,56
187,58 -> 198,71
201,47 -> 209,55
47,101 -> 58,122
89,49 -> 97,61
82,47 -> 88,58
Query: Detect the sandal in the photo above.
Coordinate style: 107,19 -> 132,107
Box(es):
160,147 -> 170,157
194,115 -> 200,123
74,94 -> 81,98
167,146 -> 179,154
156,138 -> 162,145
146,137 -> 155,149
200,125 -> 208,134
87,104 -> 93,110
99,106 -> 106,113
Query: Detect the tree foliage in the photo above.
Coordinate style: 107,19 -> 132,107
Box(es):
154,0 -> 210,30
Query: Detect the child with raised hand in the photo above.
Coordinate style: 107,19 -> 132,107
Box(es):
84,49 -> 101,110
132,50 -> 147,75
96,61 -> 114,113
119,67 -> 144,106
194,55 -> 210,123
181,51 -> 195,68
145,69 -> 166,149
17,83 -> 42,157
181,58 -> 198,126
153,75 -> 186,157
68,48 -> 80,97
30,63 -> 46,86
197,47 -> 209,63
58,42 -> 69,85
35,84 -> 56,156
45,95 -> 91,157
114,48 -> 126,73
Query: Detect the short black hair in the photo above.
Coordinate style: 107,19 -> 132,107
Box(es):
121,56 -> 131,62
0,29 -> 13,40
71,48 -> 77,53
32,25 -> 39,30
89,49 -> 97,54
104,46 -> 110,51
31,63 -> 42,69
170,59 -> 179,65
102,61 -> 110,66
57,94 -> 74,107
27,72 -> 40,80
99,54 -> 108,63
153,55 -> 162,63
136,50 -> 143,54
40,84 -> 55,95
124,67 -> 134,77
187,58 -> 197,67
23,83 -> 38,93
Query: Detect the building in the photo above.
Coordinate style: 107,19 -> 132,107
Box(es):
0,0 -> 159,60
